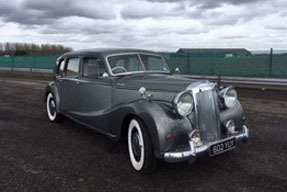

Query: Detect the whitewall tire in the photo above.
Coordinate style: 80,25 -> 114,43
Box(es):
128,118 -> 156,173
46,93 -> 59,122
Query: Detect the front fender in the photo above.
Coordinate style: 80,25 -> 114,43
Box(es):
45,82 -> 60,113
109,100 -> 193,157
220,100 -> 244,128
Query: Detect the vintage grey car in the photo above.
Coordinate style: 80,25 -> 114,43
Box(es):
45,48 -> 249,173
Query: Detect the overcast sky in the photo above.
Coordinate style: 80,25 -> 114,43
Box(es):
0,0 -> 286,51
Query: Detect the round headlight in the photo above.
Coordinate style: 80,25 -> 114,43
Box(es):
173,91 -> 194,116
222,87 -> 237,108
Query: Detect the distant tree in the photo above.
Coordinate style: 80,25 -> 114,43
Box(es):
14,50 -> 28,56
1,42 -> 72,56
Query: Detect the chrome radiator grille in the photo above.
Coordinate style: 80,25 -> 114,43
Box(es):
194,90 -> 221,142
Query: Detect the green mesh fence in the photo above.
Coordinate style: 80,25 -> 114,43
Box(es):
13,56 -> 34,68
0,54 -> 286,78
34,56 -> 58,69
0,56 -> 58,70
272,55 -> 287,78
189,58 -> 213,75
0,56 -> 13,68
165,53 -> 287,78
213,56 -> 270,77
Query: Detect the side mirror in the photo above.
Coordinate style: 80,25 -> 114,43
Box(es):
175,67 -> 181,74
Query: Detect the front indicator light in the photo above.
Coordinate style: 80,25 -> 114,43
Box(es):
225,120 -> 237,134
189,129 -> 202,147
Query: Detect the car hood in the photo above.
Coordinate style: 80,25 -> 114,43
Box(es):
114,73 -> 205,92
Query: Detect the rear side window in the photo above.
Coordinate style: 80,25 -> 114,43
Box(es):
82,58 -> 106,78
66,58 -> 80,77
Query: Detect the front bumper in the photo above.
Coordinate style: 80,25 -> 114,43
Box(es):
163,125 -> 249,163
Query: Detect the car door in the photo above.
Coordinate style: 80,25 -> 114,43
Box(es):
58,57 -> 81,117
77,57 -> 112,131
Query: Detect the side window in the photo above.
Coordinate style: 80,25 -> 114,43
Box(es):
66,58 -> 80,77
82,57 -> 106,78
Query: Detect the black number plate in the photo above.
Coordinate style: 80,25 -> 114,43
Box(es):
210,138 -> 236,156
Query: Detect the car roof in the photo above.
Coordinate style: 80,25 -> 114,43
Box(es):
60,48 -> 158,59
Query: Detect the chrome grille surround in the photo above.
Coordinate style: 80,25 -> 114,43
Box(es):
186,81 -> 221,143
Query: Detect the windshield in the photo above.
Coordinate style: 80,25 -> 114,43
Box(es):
107,53 -> 170,75
139,54 -> 169,72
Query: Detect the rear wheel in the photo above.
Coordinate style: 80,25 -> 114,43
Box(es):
46,92 -> 60,122
128,118 -> 156,173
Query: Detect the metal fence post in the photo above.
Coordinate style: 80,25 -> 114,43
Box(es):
211,53 -> 214,75
31,56 -> 35,72
269,48 -> 273,77
11,56 -> 14,72
187,53 -> 190,74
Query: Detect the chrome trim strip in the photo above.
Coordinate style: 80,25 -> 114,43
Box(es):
186,81 -> 216,94
163,125 -> 249,163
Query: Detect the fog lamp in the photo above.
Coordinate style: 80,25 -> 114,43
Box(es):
189,129 -> 202,147
225,120 -> 236,134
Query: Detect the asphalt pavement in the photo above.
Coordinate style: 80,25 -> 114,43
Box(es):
0,78 -> 286,192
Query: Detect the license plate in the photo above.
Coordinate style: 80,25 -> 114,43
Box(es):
210,138 -> 236,156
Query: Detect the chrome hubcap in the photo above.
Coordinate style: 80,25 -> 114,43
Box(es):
49,99 -> 56,116
131,128 -> 142,161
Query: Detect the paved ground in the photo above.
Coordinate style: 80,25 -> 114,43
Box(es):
0,78 -> 286,192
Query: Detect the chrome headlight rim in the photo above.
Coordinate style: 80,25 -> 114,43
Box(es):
220,87 -> 238,108
173,91 -> 194,117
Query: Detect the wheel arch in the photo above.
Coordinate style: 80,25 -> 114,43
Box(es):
112,100 -> 185,158
119,112 -> 160,156
45,82 -> 60,113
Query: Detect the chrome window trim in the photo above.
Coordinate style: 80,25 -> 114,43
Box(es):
105,52 -> 170,77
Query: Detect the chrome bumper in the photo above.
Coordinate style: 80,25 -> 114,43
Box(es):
164,125 -> 249,163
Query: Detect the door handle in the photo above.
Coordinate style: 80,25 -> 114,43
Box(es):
76,81 -> 80,85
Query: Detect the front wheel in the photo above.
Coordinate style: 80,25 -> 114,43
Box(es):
46,92 -> 60,122
128,118 -> 156,173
